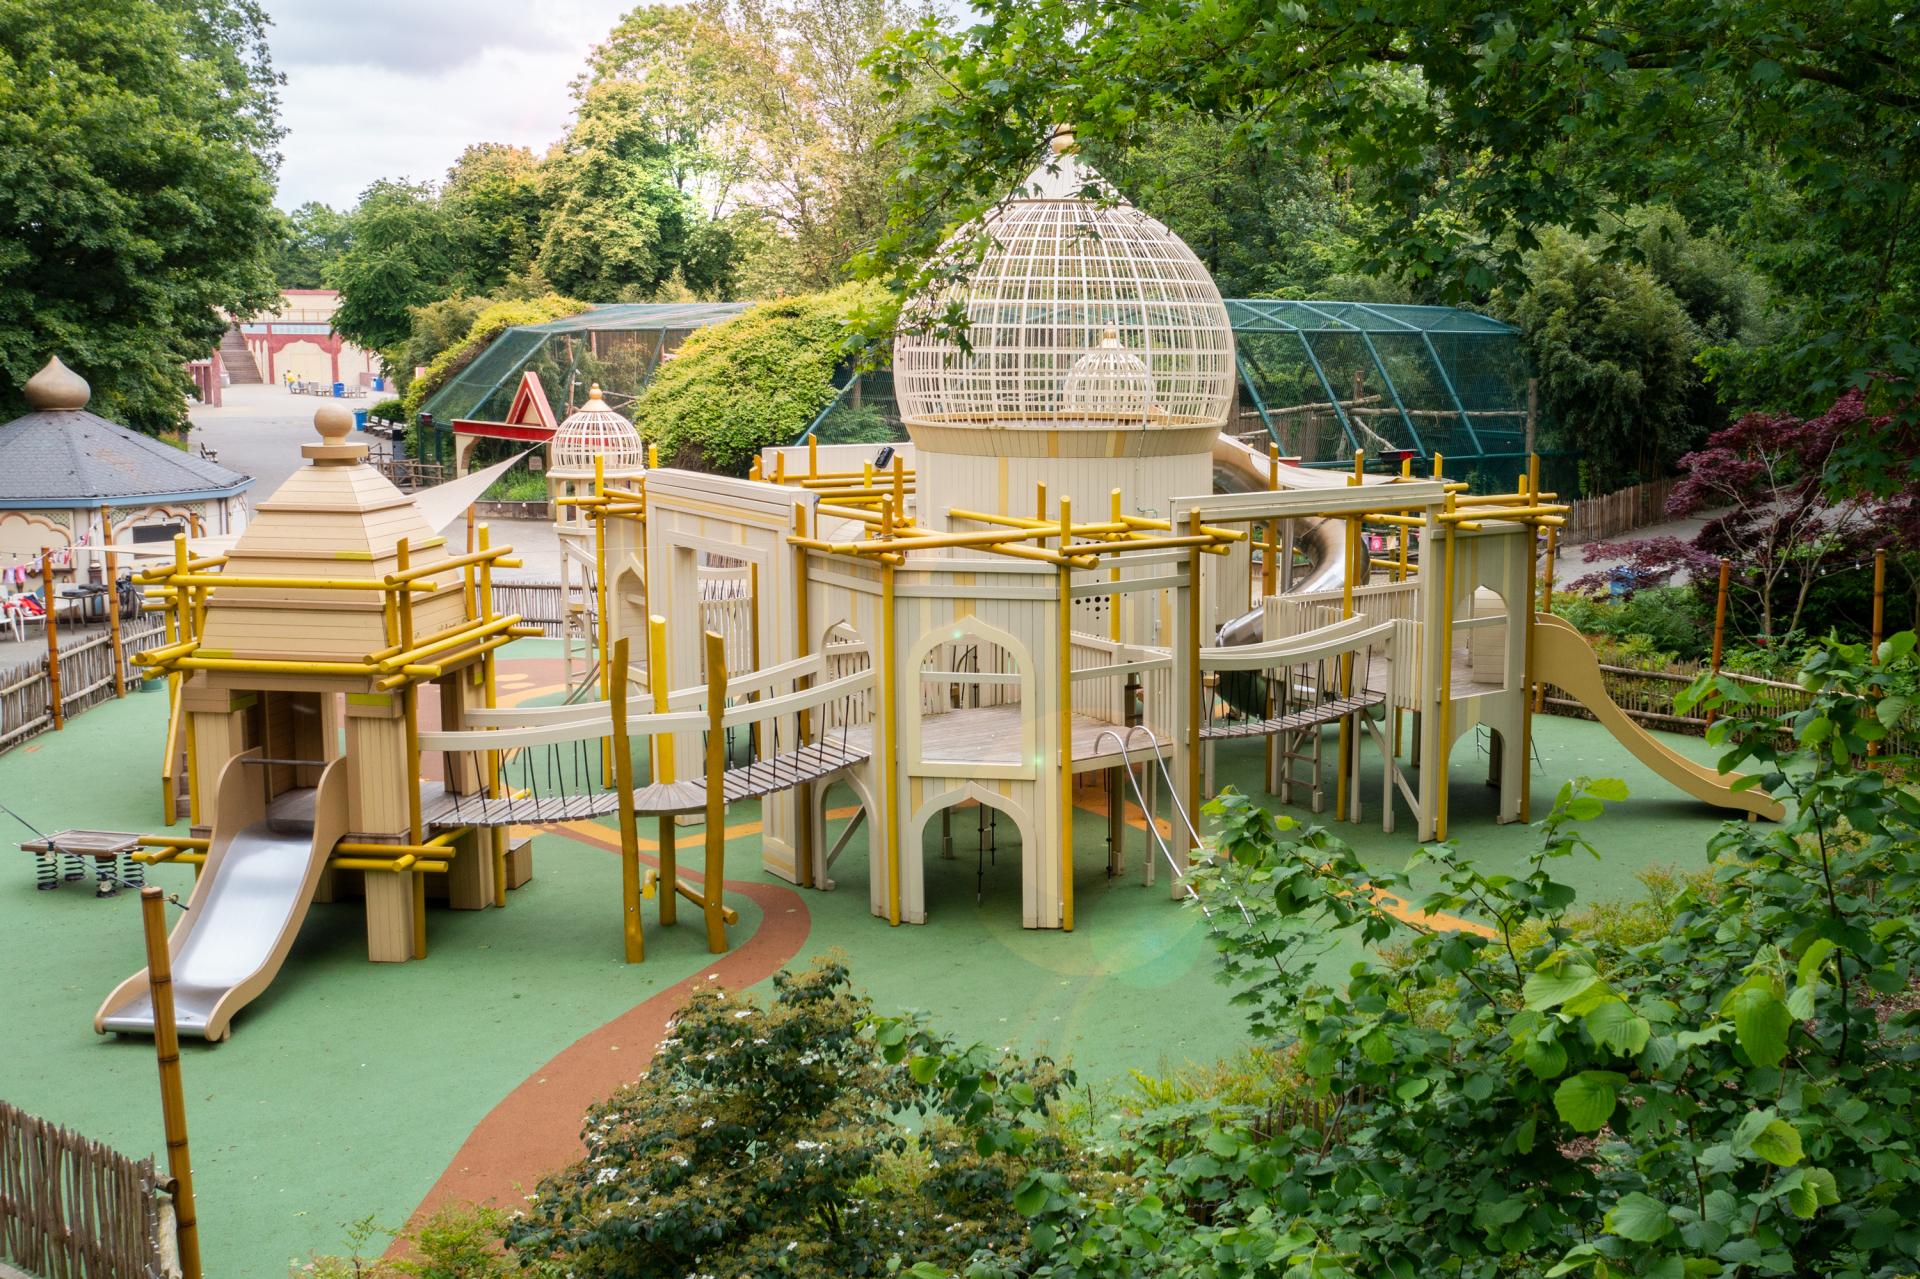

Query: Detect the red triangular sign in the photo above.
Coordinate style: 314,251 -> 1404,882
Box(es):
504,372 -> 557,433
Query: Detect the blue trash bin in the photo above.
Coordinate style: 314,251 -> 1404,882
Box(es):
353,409 -> 368,432
373,376 -> 385,392
332,381 -> 345,397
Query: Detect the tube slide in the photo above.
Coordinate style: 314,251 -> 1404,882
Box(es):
1532,612 -> 1784,820
96,752 -> 349,1041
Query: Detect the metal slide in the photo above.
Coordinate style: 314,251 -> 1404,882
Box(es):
96,752 -> 349,1042
1532,612 -> 1785,821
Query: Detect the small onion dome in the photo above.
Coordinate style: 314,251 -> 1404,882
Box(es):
551,383 -> 644,477
23,356 -> 91,411
1062,328 -> 1153,423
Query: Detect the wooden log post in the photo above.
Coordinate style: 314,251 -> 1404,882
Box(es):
140,886 -> 202,1279
42,547 -> 62,730
102,508 -> 124,697
1706,557 -> 1730,728
609,636 -> 644,962
701,629 -> 730,953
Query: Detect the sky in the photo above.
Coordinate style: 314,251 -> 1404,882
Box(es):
264,0 -> 638,211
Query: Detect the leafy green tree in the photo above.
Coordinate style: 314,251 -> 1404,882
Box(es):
0,0 -> 282,433
270,201 -> 352,290
1507,230 -> 1702,489
535,82 -> 702,302
327,179 -> 458,354
864,0 -> 1920,488
441,144 -> 546,293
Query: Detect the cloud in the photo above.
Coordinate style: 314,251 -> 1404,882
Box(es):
262,0 -> 637,208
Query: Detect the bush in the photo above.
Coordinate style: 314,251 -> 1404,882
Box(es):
402,293 -> 588,419
1550,584 -> 1713,661
505,957 -> 1059,1278
367,398 -> 405,423
633,282 -> 896,475
295,1206 -> 554,1278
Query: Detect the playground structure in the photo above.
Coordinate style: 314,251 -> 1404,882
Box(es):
66,129 -> 1782,1042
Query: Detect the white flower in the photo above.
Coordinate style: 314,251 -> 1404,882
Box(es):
594,1168 -> 618,1185
733,1009 -> 754,1019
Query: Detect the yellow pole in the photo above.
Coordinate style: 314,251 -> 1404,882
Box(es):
609,636 -> 643,962
880,549 -> 901,925
793,505 -> 815,887
595,456 -> 611,787
140,886 -> 203,1279
477,526 -> 506,909
1109,488 -> 1124,642
701,630 -> 730,953
1536,525 -> 1557,713
1436,496 -> 1458,841
1263,443 -> 1280,599
396,541 -> 423,849
648,616 -> 676,926
1059,495 -> 1075,931
1336,470 -> 1358,820
1185,510 -> 1203,879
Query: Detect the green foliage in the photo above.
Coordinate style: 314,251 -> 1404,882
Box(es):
272,202 -> 352,291
903,633 -> 1920,1278
367,398 -> 404,423
441,144 -> 546,295
295,1206 -> 559,1278
1506,230 -> 1704,490
480,468 -> 549,503
1550,586 -> 1713,662
328,181 -> 460,354
634,282 -> 893,473
0,0 -> 282,434
402,294 -> 587,419
506,957 -> 1051,1278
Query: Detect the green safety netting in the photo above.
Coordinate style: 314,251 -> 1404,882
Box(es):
418,299 -> 1548,491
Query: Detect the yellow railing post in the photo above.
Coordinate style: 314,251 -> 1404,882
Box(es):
648,615 -> 676,926
1436,494 -> 1459,841
609,636 -> 644,962
1059,495 -> 1075,931
595,455 -> 612,787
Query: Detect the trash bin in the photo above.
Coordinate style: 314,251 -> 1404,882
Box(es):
353,409 -> 368,431
373,376 -> 385,392
332,381 -> 345,397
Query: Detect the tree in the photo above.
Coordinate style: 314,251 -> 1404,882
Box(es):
441,144 -> 546,293
326,179 -> 458,354
1506,230 -> 1704,490
863,0 -> 1920,488
1574,389 -> 1899,641
270,201 -> 351,290
0,0 -> 282,433
587,0 -> 930,295
535,81 -> 703,302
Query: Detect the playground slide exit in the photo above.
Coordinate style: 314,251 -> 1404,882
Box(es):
96,752 -> 349,1041
1532,612 -> 1784,821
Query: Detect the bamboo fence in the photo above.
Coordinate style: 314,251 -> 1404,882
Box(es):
0,1100 -> 171,1279
1541,649 -> 1918,755
0,617 -> 164,754
1560,477 -> 1679,545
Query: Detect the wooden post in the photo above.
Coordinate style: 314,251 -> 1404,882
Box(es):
102,508 -> 124,697
609,636 -> 643,962
1436,499 -> 1458,841
1519,465 -> 1537,823
1183,510 -> 1204,893
701,629 -> 730,953
792,505 -> 816,887
1525,377 -> 1538,458
1872,547 -> 1887,657
595,456 -> 612,787
1536,526 -> 1557,713
140,887 -> 203,1279
41,547 -> 62,730
1706,557 -> 1730,728
477,526 -> 507,909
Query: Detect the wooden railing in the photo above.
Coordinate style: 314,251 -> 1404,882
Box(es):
0,1100 -> 172,1279
1560,477 -> 1678,545
0,616 -> 165,753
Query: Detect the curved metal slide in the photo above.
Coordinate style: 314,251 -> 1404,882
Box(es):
1533,612 -> 1784,820
96,752 -> 349,1041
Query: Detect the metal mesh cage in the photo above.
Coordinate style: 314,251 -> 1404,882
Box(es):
551,384 -> 644,476
893,148 -> 1235,431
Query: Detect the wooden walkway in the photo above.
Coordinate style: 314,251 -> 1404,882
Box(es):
1202,691 -> 1384,741
421,738 -> 869,829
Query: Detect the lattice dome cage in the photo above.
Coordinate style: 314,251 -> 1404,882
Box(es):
894,136 -> 1235,431
551,384 -> 644,475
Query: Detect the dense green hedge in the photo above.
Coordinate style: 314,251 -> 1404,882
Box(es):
634,282 -> 893,474
402,293 -> 588,418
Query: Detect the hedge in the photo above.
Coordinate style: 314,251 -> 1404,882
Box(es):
634,282 -> 894,475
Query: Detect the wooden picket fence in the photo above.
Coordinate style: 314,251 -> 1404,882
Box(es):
1541,648 -> 1919,755
0,1100 -> 171,1279
0,617 -> 166,753
1559,477 -> 1679,545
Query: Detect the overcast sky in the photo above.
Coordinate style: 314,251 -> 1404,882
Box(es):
264,0 -> 638,210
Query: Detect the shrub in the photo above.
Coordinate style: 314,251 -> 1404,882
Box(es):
402,293 -> 588,419
633,282 -> 896,475
295,1207 -> 553,1278
505,957 -> 1057,1278
1551,584 -> 1713,661
367,398 -> 405,423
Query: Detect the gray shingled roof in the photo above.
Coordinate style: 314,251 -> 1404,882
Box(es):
0,409 -> 253,508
